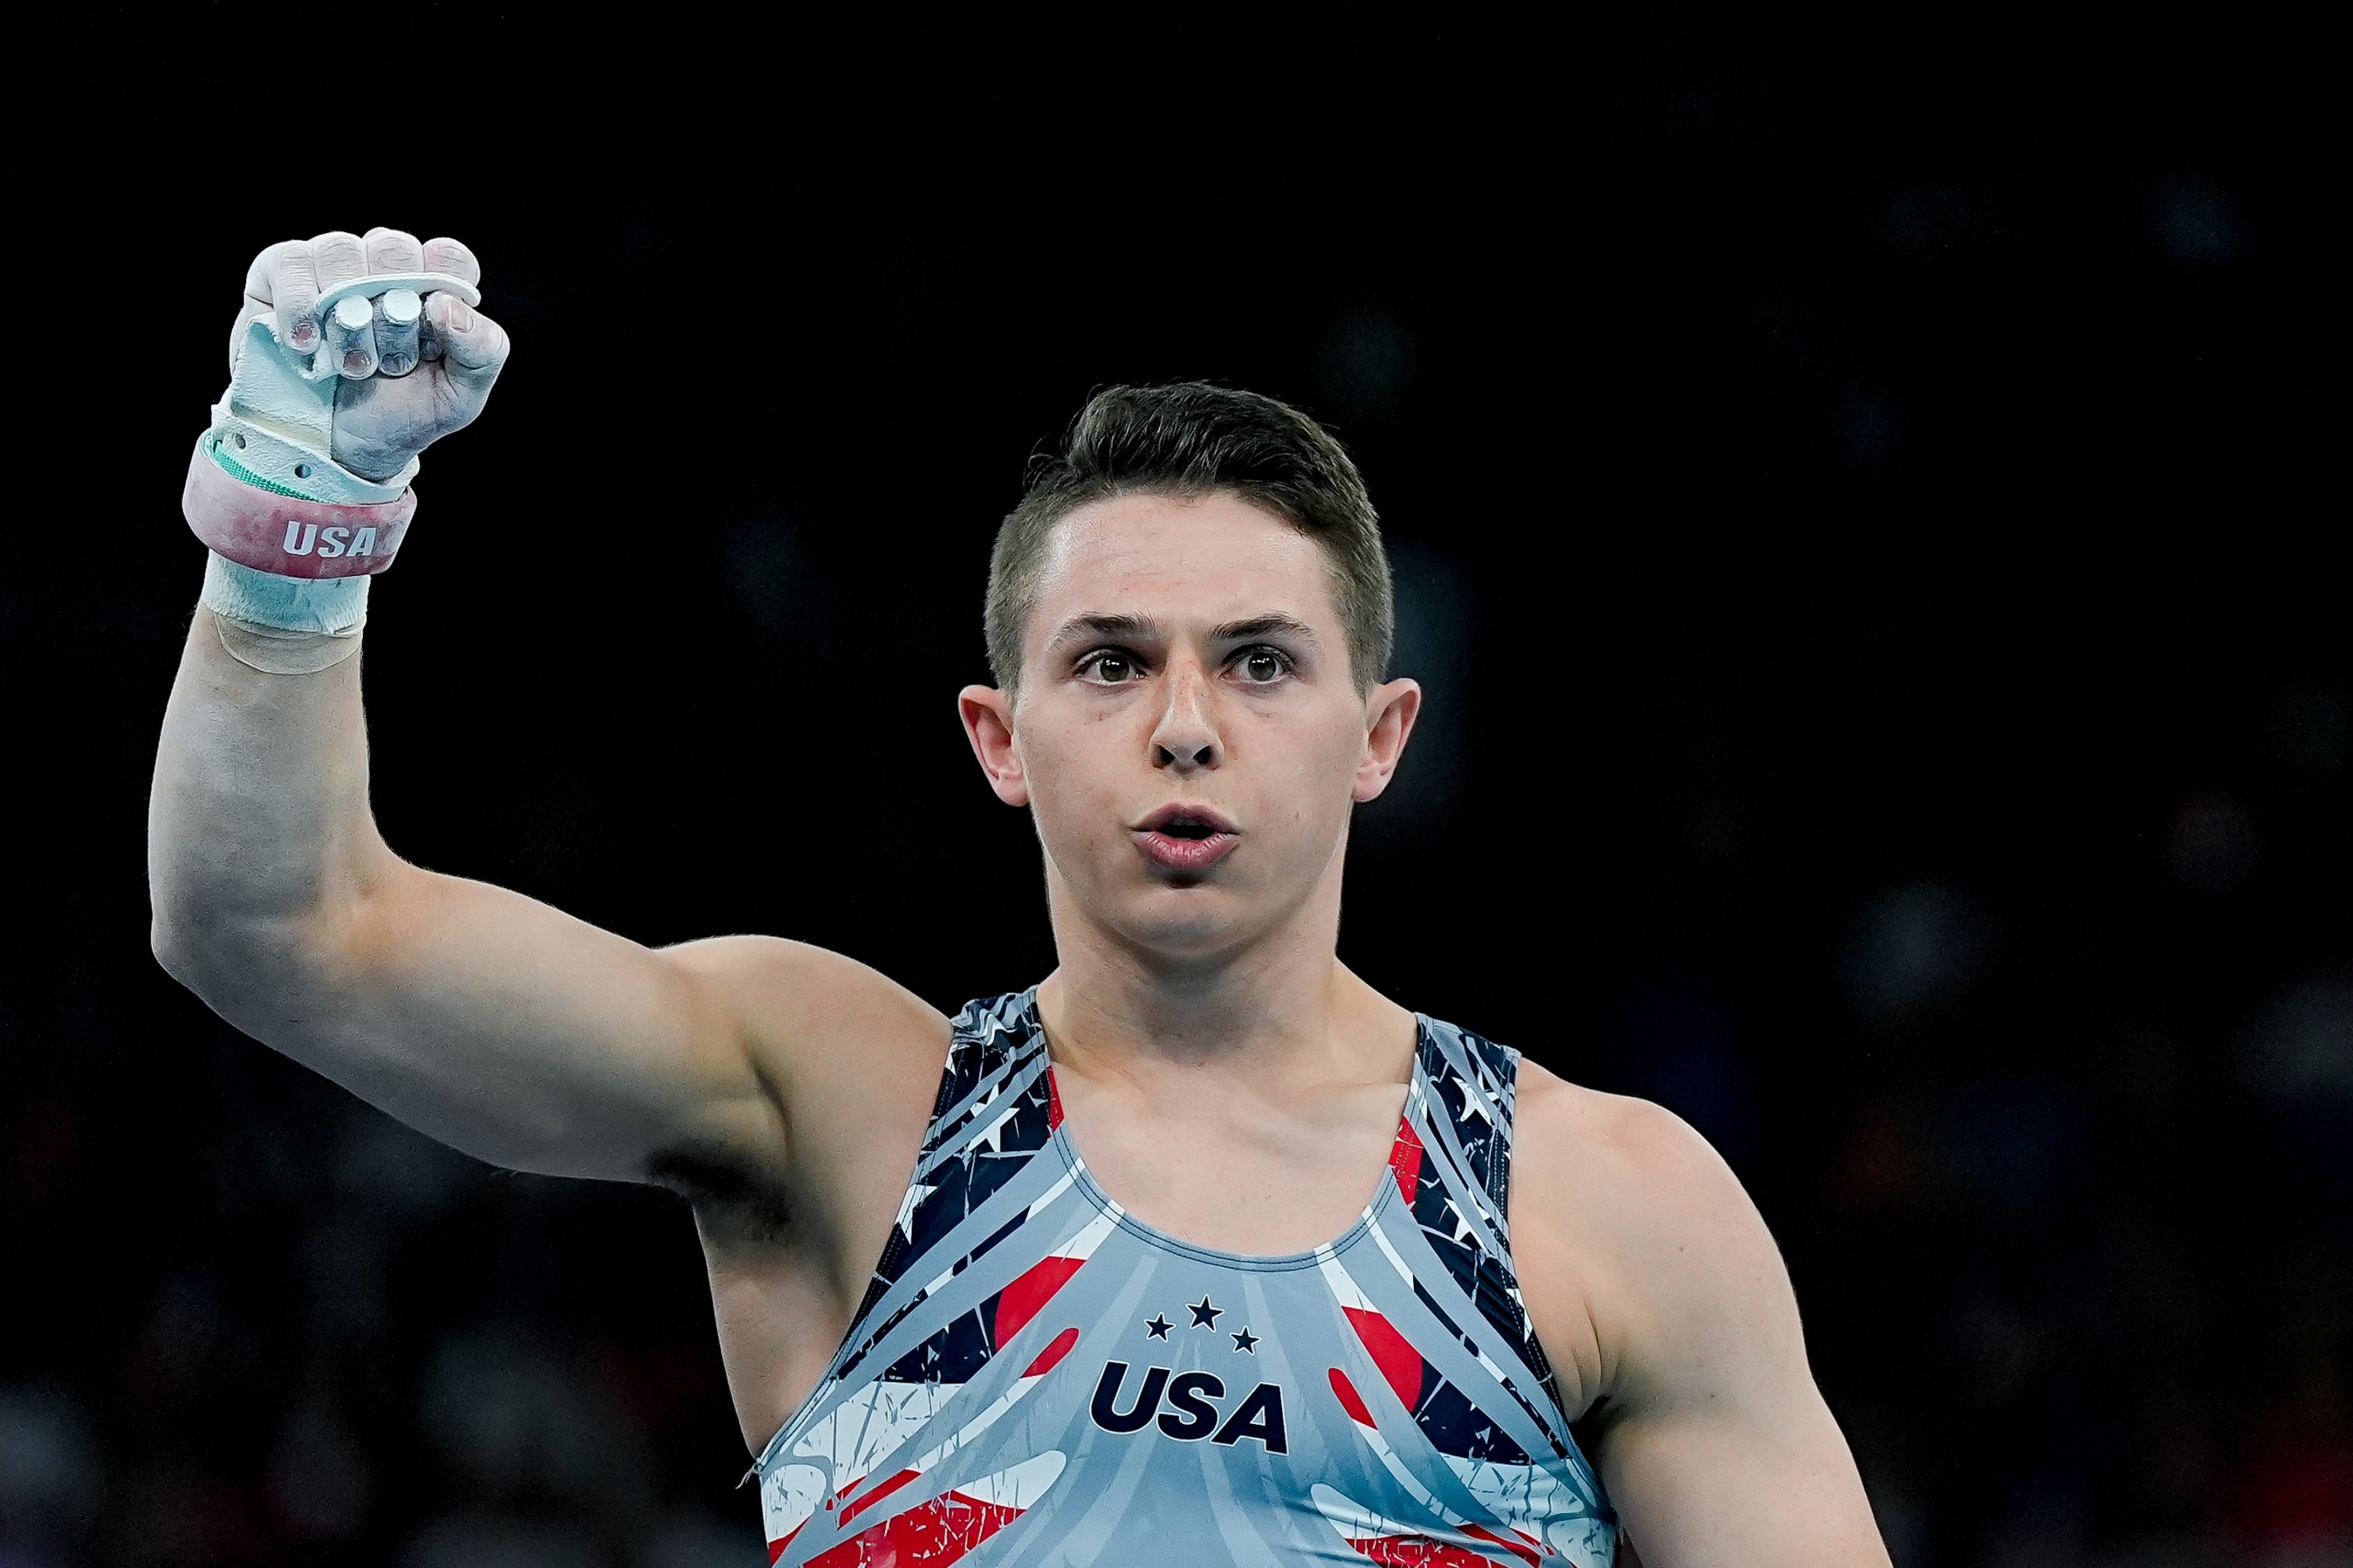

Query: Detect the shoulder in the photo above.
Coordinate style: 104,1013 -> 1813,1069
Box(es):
1512,1061 -> 1748,1228
1509,1061 -> 1794,1416
647,936 -> 958,1246
658,935 -> 953,1095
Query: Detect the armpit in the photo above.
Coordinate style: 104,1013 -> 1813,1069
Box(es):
646,1143 -> 799,1249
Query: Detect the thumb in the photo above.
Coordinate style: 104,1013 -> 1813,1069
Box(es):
426,292 -> 509,382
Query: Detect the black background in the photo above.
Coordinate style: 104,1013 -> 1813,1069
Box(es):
3,26 -> 2344,1568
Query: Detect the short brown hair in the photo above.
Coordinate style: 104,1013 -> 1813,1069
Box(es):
984,383 -> 1394,692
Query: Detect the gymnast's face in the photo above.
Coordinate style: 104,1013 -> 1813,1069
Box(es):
959,492 -> 1420,961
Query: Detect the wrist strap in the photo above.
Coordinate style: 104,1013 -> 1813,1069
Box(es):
184,432 -> 415,578
202,552 -> 369,638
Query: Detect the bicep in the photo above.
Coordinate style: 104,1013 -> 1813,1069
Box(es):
1521,1090 -> 1889,1566
1598,1377 -> 1887,1566
236,862 -> 781,1181
1603,1143 -> 1887,1566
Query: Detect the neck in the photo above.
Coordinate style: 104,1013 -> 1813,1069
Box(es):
1034,856 -> 1412,1091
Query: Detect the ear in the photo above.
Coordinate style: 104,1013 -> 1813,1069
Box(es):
958,685 -> 1030,807
1353,678 -> 1423,803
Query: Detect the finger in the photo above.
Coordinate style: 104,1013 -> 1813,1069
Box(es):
234,239 -> 302,372
243,239 -> 303,306
267,243 -> 322,355
227,298 -> 271,375
419,237 -> 482,290
308,230 -> 367,294
376,288 -> 423,375
423,293 -> 508,382
362,226 -> 424,274
326,294 -> 379,379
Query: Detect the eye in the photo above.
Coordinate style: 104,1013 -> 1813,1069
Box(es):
1234,647 -> 1291,685
1082,651 -> 1139,683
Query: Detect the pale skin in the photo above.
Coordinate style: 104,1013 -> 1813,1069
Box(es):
150,233 -> 1891,1566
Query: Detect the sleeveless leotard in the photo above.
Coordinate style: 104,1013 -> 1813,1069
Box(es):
755,990 -> 1618,1566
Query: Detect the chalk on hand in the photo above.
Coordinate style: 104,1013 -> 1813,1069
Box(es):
376,289 -> 423,376
328,294 -> 378,381
416,294 -> 449,364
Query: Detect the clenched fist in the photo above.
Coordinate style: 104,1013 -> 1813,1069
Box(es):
230,228 -> 508,482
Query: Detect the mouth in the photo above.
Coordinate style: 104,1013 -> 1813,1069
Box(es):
1132,804 -> 1242,873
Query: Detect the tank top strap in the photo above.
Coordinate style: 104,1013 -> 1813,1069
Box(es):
844,991 -> 1060,1342
1401,1015 -> 1568,1423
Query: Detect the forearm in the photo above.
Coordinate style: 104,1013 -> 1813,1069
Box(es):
150,223 -> 503,985
148,608 -> 395,990
145,601 -> 774,1177
139,229 -> 811,1182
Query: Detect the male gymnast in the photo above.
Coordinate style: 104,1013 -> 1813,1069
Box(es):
149,229 -> 1892,1566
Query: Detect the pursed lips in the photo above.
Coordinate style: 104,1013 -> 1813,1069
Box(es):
1132,804 -> 1241,873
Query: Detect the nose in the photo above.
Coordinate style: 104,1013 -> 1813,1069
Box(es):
1150,663 -> 1221,773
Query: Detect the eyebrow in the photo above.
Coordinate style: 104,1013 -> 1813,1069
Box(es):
1041,612 -> 1323,652
1043,613 -> 1159,650
1210,614 -> 1320,647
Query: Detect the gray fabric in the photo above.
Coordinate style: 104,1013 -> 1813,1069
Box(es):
756,991 -> 1617,1566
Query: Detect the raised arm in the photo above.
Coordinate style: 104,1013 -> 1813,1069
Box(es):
1511,1071 -> 1893,1566
148,229 -> 936,1186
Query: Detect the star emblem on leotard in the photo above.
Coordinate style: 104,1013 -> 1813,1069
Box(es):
1230,1327 -> 1260,1354
1187,1296 -> 1224,1329
1144,1313 -> 1173,1340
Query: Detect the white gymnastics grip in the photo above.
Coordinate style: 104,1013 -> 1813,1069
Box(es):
299,271 -> 484,384
214,270 -> 486,502
310,270 -> 481,317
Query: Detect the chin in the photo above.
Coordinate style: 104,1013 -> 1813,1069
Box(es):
1107,885 -> 1260,962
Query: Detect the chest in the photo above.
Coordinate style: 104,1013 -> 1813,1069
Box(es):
1050,1069 -> 1412,1255
754,998 -> 1620,1564
765,1128 -> 1617,1567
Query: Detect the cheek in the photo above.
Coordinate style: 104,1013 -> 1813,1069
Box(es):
1253,715 -> 1367,829
1018,716 -> 1128,836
